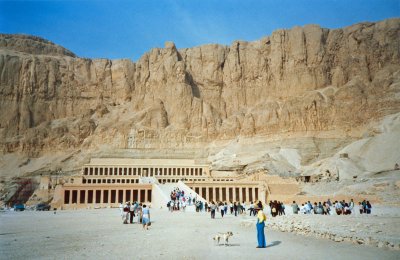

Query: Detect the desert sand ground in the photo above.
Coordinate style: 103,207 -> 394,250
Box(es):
1,208 -> 399,260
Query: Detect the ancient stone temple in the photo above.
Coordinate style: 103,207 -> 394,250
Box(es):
52,158 -> 271,209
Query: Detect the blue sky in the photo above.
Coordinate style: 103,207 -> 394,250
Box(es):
1,0 -> 399,61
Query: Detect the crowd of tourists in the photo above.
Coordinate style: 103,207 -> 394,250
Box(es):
205,201 -> 264,218
167,187 -> 198,212
269,201 -> 286,217
119,201 -> 150,230
286,199 -> 372,216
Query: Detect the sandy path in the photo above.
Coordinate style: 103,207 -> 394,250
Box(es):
0,209 -> 399,260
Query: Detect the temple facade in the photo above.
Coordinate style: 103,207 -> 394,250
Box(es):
52,158 -> 271,209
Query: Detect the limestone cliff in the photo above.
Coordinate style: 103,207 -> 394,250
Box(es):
0,19 -> 399,179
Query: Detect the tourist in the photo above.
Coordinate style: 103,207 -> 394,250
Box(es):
362,200 -> 367,213
366,201 -> 372,214
182,200 -> 186,212
280,202 -> 285,215
276,202 -> 282,216
316,202 -> 323,214
204,202 -> 208,212
256,207 -> 267,248
210,201 -> 217,219
196,200 -> 202,212
270,201 -> 277,217
359,202 -> 363,214
224,202 -> 228,215
349,199 -> 355,214
322,202 -> 329,215
307,201 -> 313,214
137,203 -> 143,223
313,202 -> 318,214
254,201 -> 263,215
230,202 -> 233,214
335,201 -> 343,215
249,201 -> 254,216
253,201 -> 258,216
291,201 -> 299,214
188,194 -> 192,205
141,204 -> 150,230
343,203 -> 351,215
122,202 -> 130,224
241,201 -> 246,215
238,202 -> 242,214
233,202 -> 238,216
129,202 -> 135,224
300,204 -> 306,214
219,203 -> 225,218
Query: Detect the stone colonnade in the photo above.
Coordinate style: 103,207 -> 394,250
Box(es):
63,186 -> 152,206
83,166 -> 205,177
188,185 -> 261,203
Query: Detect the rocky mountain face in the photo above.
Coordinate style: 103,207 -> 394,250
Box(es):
0,19 -> 399,184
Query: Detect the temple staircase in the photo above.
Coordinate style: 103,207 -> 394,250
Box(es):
151,181 -> 206,212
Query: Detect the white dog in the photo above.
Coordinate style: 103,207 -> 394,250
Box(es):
213,231 -> 234,246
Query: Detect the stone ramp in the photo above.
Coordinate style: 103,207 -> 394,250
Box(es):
176,181 -> 206,212
157,183 -> 177,197
151,182 -> 206,211
176,181 -> 206,203
151,183 -> 175,209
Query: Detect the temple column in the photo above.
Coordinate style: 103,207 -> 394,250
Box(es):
100,189 -> 104,204
84,190 -> 88,204
206,187 -> 209,201
246,188 -> 249,202
252,188 -> 256,202
145,189 -> 148,202
122,189 -> 126,203
225,188 -> 229,202
212,187 -> 216,202
77,189 -> 81,204
116,190 -> 120,203
138,189 -> 141,202
69,191 -> 73,205
233,188 -> 237,202
239,187 -> 243,202
108,189 -> 111,205
219,187 -> 223,202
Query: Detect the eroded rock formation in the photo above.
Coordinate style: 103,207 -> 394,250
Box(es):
0,19 -> 399,188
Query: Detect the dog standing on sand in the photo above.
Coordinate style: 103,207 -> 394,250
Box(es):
213,231 -> 234,246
